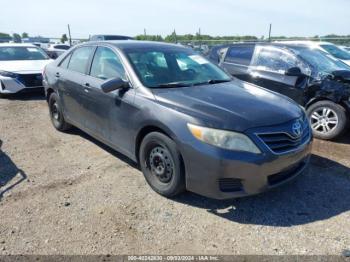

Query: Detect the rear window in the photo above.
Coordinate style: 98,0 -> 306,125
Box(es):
54,45 -> 70,50
224,45 -> 255,66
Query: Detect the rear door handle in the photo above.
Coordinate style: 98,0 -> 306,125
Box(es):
84,83 -> 90,93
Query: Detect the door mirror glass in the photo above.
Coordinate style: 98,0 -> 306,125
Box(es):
285,67 -> 303,77
101,77 -> 129,93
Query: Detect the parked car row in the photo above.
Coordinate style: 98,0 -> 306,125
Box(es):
0,39 -> 348,199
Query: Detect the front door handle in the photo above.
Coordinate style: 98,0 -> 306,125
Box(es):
55,72 -> 60,78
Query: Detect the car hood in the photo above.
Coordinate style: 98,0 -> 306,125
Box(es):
0,60 -> 52,74
152,80 -> 303,132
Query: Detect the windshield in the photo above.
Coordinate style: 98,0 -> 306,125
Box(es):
0,46 -> 49,61
290,46 -> 350,77
321,44 -> 350,60
124,47 -> 231,88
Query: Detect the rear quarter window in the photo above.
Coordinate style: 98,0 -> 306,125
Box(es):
224,45 -> 255,66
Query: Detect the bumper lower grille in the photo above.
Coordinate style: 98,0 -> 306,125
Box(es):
218,178 -> 243,192
258,120 -> 310,154
17,74 -> 43,87
268,161 -> 306,186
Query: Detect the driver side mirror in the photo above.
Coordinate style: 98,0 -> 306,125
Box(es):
285,67 -> 303,77
101,77 -> 129,93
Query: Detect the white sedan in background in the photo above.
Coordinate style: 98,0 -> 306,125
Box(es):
0,43 -> 52,96
45,44 -> 71,59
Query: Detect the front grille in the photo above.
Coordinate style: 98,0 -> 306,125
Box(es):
218,178 -> 243,192
17,74 -> 43,87
258,121 -> 310,154
268,161 -> 306,186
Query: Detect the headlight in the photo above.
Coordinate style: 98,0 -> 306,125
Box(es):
0,71 -> 18,78
187,123 -> 261,154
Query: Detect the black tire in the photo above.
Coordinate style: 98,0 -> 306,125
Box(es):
139,132 -> 185,197
48,92 -> 71,131
306,100 -> 347,140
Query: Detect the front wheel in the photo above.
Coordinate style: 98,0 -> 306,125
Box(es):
139,132 -> 185,197
307,100 -> 348,140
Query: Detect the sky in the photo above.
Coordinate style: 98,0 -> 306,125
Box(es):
0,0 -> 349,39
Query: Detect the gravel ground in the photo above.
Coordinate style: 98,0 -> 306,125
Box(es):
0,93 -> 349,255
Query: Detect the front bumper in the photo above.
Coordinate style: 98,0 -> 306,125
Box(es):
0,74 -> 43,94
180,122 -> 312,200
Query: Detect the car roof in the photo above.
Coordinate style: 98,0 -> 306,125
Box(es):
217,41 -> 334,50
83,40 -> 185,50
274,40 -> 334,47
0,43 -> 38,47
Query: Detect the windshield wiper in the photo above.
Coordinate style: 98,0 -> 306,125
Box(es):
192,79 -> 232,86
153,82 -> 192,88
207,79 -> 232,84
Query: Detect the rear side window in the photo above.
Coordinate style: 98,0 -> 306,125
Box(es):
224,45 -> 255,66
68,46 -> 95,74
90,47 -> 126,80
59,53 -> 72,69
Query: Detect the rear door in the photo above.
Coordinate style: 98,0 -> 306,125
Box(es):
57,46 -> 96,127
249,45 -> 307,105
220,44 -> 255,82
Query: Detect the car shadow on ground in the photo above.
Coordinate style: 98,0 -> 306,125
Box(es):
174,154 -> 350,227
61,127 -> 350,227
66,127 -> 138,169
0,149 -> 27,201
1,91 -> 45,101
333,133 -> 350,145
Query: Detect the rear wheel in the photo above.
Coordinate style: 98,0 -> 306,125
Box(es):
306,100 -> 347,140
48,93 -> 71,131
139,132 -> 185,197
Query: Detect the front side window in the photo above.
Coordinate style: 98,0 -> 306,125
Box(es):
90,47 -> 126,80
254,46 -> 301,73
224,45 -> 255,66
0,46 -> 49,61
68,46 -> 95,74
125,48 -> 231,88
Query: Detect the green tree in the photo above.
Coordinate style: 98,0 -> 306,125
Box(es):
21,32 -> 29,38
0,32 -> 10,38
12,33 -> 22,43
61,34 -> 68,43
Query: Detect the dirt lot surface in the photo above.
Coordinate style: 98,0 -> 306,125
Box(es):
0,93 -> 349,255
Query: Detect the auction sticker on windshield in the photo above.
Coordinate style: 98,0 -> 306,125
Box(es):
189,55 -> 209,64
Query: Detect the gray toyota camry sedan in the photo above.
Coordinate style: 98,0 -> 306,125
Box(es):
43,41 -> 312,200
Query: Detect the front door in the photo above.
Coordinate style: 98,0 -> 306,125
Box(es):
249,45 -> 308,105
80,46 -> 136,153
